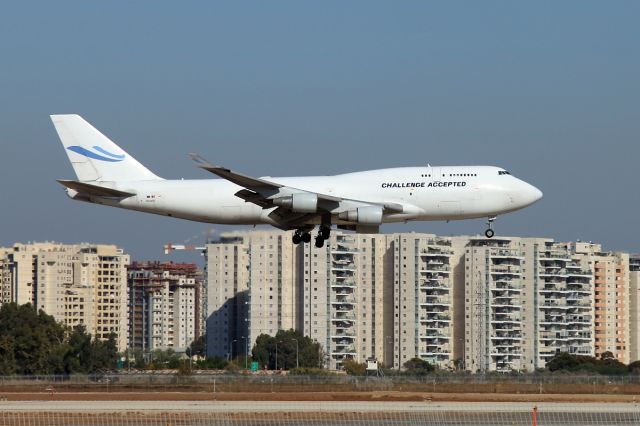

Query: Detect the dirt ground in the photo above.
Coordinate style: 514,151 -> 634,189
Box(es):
1,391 -> 639,403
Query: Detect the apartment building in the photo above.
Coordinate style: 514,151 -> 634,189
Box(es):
205,233 -> 250,359
391,234 -> 467,369
462,237 -> 599,372
463,237 -> 531,372
202,230 -> 636,372
629,256 -> 640,362
532,240 -> 595,368
205,231 -> 298,359
0,242 -> 130,351
570,243 -> 630,363
299,232 -> 391,370
128,261 -> 203,352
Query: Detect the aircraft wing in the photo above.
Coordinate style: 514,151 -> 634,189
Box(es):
190,154 -> 283,193
190,155 -> 405,227
190,154 -> 343,204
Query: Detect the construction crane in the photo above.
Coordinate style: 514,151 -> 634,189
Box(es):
163,244 -> 207,255
164,228 -> 215,255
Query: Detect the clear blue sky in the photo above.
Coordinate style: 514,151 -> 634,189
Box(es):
1,1 -> 638,261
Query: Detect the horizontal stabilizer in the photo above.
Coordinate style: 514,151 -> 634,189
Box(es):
57,180 -> 135,198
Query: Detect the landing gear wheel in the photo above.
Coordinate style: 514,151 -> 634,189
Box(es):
302,232 -> 311,243
292,233 -> 302,245
314,236 -> 325,248
484,216 -> 496,239
319,226 -> 331,240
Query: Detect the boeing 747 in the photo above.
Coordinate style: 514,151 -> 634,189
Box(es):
51,114 -> 542,247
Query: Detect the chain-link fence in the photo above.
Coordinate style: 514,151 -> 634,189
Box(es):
1,402 -> 640,425
2,373 -> 640,394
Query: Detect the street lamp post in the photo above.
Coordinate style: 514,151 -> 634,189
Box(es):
385,336 -> 393,368
292,338 -> 299,369
242,336 -> 248,369
229,339 -> 237,361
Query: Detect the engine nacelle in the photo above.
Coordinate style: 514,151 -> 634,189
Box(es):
338,206 -> 383,225
273,192 -> 318,213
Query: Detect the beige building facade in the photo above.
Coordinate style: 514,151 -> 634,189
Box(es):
203,230 -> 637,371
0,242 -> 130,351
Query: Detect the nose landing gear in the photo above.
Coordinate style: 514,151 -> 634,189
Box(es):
485,216 -> 496,238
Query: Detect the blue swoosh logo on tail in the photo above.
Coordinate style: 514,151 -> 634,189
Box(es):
67,146 -> 125,162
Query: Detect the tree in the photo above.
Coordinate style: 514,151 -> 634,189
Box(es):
343,359 -> 366,376
547,352 -> 627,375
186,335 -> 206,358
0,303 -> 66,374
196,356 -> 228,369
600,351 -> 615,360
403,357 -> 435,375
0,303 -> 119,375
251,329 -> 322,370
628,360 -> 640,374
0,335 -> 16,375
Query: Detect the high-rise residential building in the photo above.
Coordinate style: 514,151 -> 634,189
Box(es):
127,261 -> 203,352
464,237 -> 530,373
0,242 -> 130,351
534,240 -> 595,368
391,234 -> 467,370
570,243 -> 630,363
299,232 -> 391,370
462,237 -> 598,372
202,230 -> 636,372
629,256 -> 640,363
205,231 -> 298,359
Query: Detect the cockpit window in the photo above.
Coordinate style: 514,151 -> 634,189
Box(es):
498,170 -> 511,175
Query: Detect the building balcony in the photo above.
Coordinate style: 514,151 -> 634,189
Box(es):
490,267 -> 521,276
420,297 -> 452,306
333,245 -> 358,254
331,348 -> 357,355
421,287 -> 450,296
419,268 -> 450,274
330,280 -> 356,288
420,314 -> 451,323
331,310 -> 355,318
420,305 -> 450,313
491,249 -> 525,259
421,331 -> 450,339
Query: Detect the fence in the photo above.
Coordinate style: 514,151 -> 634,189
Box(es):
2,373 -> 640,394
1,402 -> 640,426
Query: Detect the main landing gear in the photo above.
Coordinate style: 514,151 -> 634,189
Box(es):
292,229 -> 312,245
315,226 -> 331,248
291,226 -> 331,248
485,216 -> 496,238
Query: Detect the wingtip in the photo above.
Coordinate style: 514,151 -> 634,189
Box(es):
189,153 -> 216,168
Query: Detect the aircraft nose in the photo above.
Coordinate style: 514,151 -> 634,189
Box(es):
531,186 -> 543,202
520,182 -> 543,206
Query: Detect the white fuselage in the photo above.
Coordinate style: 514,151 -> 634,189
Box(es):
69,165 -> 542,228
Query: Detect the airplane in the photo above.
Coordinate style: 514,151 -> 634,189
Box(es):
51,114 -> 543,248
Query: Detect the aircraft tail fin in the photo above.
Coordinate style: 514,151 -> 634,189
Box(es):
51,114 -> 162,182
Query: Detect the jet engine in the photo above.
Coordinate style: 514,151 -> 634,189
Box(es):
273,193 -> 318,213
338,206 -> 383,225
